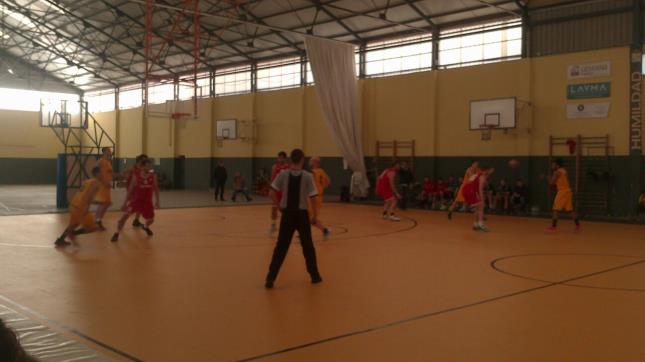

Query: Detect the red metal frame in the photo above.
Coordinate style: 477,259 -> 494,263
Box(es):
144,0 -> 201,118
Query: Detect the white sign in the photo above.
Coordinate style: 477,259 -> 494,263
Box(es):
566,102 -> 610,119
567,61 -> 611,79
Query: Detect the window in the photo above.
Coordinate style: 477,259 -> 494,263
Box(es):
257,58 -> 301,91
85,90 -> 115,113
215,65 -> 251,95
306,52 -> 360,84
0,87 -> 78,112
365,34 -> 432,77
147,83 -> 174,104
177,73 -> 210,100
118,86 -> 142,109
439,20 -> 522,68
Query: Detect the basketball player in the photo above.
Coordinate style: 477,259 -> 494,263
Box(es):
111,159 -> 160,242
265,149 -> 322,289
309,156 -> 331,238
448,160 -> 480,219
546,158 -> 580,232
376,160 -> 401,221
55,167 -> 101,247
462,166 -> 495,232
124,154 -> 148,228
94,147 -> 114,230
270,151 -> 290,233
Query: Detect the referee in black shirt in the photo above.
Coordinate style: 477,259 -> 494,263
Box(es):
265,149 -> 322,289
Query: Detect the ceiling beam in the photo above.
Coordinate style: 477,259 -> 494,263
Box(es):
0,48 -> 83,93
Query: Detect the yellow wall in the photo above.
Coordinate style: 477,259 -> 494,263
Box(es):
0,46 -> 631,160
0,110 -> 62,158
531,47 -> 628,155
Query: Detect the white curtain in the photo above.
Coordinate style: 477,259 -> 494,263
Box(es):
304,36 -> 369,193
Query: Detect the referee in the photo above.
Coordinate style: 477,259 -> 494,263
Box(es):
265,148 -> 322,289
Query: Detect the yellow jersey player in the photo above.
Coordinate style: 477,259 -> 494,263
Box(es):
55,167 -> 101,247
309,157 -> 331,238
94,147 -> 114,230
546,158 -> 580,232
448,160 -> 480,219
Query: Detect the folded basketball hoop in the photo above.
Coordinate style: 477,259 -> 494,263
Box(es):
171,112 -> 191,120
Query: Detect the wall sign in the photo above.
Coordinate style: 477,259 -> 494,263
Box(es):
566,102 -> 610,119
567,61 -> 611,79
630,50 -> 641,154
567,82 -> 611,99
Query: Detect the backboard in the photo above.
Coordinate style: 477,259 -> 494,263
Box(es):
216,119 -> 237,140
470,97 -> 516,130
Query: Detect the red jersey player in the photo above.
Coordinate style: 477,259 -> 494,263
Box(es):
461,166 -> 495,232
124,154 -> 147,228
111,158 -> 160,242
270,151 -> 290,232
375,160 -> 401,221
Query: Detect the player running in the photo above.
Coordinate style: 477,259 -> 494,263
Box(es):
546,158 -> 580,232
123,154 -> 148,228
55,167 -> 101,247
111,159 -> 160,242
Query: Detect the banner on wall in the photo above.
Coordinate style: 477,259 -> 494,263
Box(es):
567,61 -> 611,79
566,102 -> 610,119
567,82 -> 611,99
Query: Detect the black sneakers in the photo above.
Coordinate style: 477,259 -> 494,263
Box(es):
54,238 -> 71,247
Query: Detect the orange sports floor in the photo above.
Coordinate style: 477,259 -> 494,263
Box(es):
0,203 -> 643,361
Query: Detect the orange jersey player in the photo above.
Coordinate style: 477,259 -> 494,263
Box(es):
448,160 -> 480,219
55,167 -> 102,247
309,156 -> 331,238
546,158 -> 580,232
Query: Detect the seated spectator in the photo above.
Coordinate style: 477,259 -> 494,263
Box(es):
493,179 -> 512,213
511,179 -> 529,214
419,177 -> 433,209
231,172 -> 252,202
484,180 -> 496,211
445,175 -> 459,202
434,178 -> 448,209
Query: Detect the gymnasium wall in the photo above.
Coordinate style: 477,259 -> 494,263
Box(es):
0,46 -> 638,215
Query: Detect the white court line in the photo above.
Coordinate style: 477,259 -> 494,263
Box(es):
0,200 -> 26,212
0,242 -> 50,249
0,201 -> 11,212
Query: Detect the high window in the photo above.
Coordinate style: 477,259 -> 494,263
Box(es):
214,65 -> 251,95
0,87 -> 78,112
257,57 -> 301,91
439,20 -> 522,68
365,34 -> 433,77
118,86 -> 142,109
85,90 -> 115,113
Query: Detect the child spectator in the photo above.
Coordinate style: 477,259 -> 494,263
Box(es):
435,178 -> 448,209
511,179 -> 528,214
494,179 -> 511,213
232,171 -> 253,202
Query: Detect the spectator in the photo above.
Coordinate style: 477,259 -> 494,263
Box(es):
213,161 -> 227,201
232,172 -> 252,202
0,318 -> 37,362
494,179 -> 512,213
420,177 -> 433,209
435,178 -> 448,209
484,180 -> 495,211
445,175 -> 459,202
511,179 -> 529,214
398,162 -> 414,210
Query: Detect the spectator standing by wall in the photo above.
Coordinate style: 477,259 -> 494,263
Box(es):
213,161 -> 228,201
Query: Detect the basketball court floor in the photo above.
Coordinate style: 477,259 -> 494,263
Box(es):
0,203 -> 643,361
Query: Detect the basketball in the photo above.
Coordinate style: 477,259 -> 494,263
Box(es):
508,159 -> 520,168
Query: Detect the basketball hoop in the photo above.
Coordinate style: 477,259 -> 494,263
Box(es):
170,112 -> 191,120
480,125 -> 496,141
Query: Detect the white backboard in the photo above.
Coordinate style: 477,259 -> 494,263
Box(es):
216,119 -> 237,139
469,97 -> 516,130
